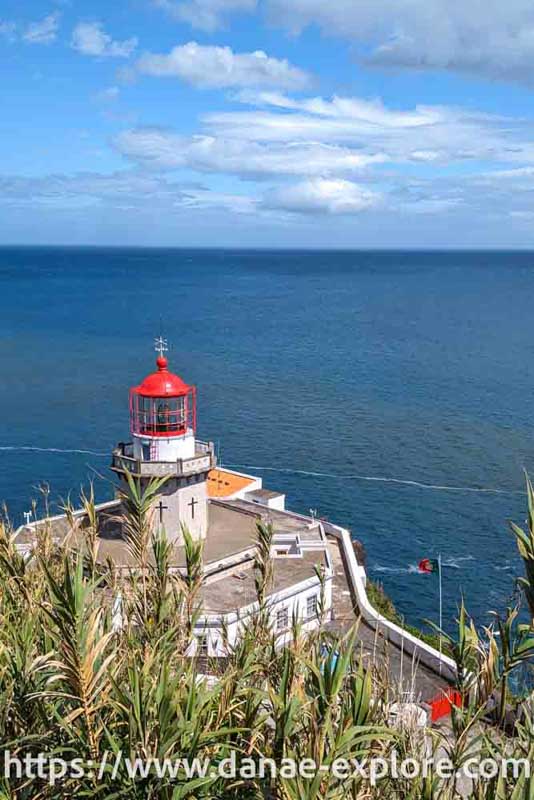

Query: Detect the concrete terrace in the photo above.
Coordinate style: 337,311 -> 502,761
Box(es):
325,533 -> 447,700
202,551 -> 326,615
14,494 -> 450,700
15,496 -> 324,567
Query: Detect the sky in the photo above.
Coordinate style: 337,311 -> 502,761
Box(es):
3,1 -> 534,247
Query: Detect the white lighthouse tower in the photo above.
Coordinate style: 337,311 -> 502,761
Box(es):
112,339 -> 216,543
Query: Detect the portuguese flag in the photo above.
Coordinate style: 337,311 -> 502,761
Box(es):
419,558 -> 440,574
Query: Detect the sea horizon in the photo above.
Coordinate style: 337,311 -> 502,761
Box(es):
4,244 -> 534,253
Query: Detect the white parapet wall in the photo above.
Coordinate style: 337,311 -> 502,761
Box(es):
259,504 -> 457,682
326,520 -> 457,682
16,499 -> 121,529
14,499 -> 122,553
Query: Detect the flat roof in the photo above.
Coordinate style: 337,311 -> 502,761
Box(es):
207,468 -> 256,498
246,488 -> 284,500
14,498 -> 328,621
201,551 -> 325,614
15,496 -> 323,567
15,496 -> 329,618
220,499 -> 324,543
16,500 -> 259,569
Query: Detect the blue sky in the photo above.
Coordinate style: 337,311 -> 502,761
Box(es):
3,0 -> 534,246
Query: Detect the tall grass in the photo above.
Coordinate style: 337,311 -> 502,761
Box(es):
0,475 -> 533,798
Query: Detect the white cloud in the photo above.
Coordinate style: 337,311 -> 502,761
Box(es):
0,13 -> 61,46
266,0 -> 534,85
71,22 -> 137,58
207,97 -> 440,146
181,187 -> 257,212
264,178 -> 380,214
0,170 -> 260,217
0,20 -> 17,41
235,90 -> 442,127
510,210 -> 534,221
114,127 -> 387,177
393,192 -> 464,215
153,0 -> 256,32
0,170 -> 186,208
203,91 -> 531,167
111,87 -> 534,218
102,87 -> 534,222
94,86 -> 120,104
0,168 -> 381,218
22,12 -> 60,44
136,41 -> 310,89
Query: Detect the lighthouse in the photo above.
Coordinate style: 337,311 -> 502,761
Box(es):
111,339 -> 216,543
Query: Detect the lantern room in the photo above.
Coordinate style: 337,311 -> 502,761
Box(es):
129,354 -> 197,462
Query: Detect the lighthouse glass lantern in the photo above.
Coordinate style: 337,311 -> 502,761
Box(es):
129,354 -> 197,462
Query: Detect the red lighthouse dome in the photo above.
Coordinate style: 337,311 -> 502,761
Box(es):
130,353 -> 196,438
135,355 -> 192,398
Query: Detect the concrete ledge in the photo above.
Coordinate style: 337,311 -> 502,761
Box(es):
15,499 -> 121,536
227,501 -> 456,679
326,521 -> 457,682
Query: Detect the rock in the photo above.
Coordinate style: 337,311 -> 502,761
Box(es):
351,537 -> 366,567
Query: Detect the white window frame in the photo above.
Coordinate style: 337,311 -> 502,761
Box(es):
196,634 -> 209,657
276,606 -> 289,631
306,594 -> 318,619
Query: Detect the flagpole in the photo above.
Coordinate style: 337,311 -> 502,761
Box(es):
438,553 -> 443,675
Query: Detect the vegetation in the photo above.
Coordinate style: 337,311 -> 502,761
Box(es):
0,474 -> 534,797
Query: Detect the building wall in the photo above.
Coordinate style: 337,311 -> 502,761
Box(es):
116,471 -> 209,544
267,494 -> 286,511
193,570 -> 333,657
245,492 -> 286,511
133,430 -> 195,461
153,474 -> 209,543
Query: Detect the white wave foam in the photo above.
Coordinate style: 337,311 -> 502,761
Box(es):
224,463 -> 524,496
373,557 -> 474,574
441,555 -> 475,569
0,449 -> 526,497
373,564 -> 421,575
0,446 -> 107,457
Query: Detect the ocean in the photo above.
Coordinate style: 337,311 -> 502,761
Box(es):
1,246 -> 533,636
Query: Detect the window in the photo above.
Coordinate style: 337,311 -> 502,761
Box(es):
274,547 -> 289,557
142,444 -> 151,462
276,606 -> 289,631
306,595 -> 318,619
137,396 -> 187,434
196,634 -> 208,657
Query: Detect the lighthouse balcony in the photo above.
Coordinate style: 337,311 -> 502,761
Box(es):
111,440 -> 216,478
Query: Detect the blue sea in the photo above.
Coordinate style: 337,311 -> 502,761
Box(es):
1,246 -> 534,636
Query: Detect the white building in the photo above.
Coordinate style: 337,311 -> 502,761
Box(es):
14,344 -> 458,697
16,345 -> 335,657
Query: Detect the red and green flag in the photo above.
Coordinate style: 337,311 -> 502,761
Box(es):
419,558 -> 440,574
418,556 -> 444,669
